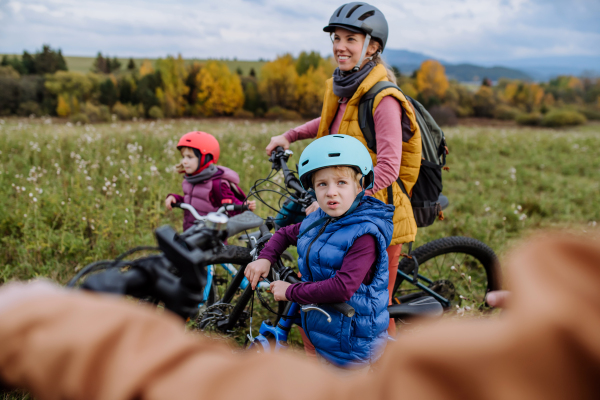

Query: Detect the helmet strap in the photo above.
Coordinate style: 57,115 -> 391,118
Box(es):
351,33 -> 372,73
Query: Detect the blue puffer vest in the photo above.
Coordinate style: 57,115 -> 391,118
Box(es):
297,195 -> 394,367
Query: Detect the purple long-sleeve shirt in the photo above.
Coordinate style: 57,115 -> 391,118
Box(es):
257,223 -> 377,304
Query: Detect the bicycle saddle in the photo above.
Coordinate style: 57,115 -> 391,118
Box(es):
227,211 -> 265,238
387,296 -> 443,319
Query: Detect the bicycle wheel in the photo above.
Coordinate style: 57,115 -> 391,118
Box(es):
195,245 -> 253,332
393,236 -> 501,309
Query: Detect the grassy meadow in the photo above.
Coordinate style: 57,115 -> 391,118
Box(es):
1,117 -> 600,399
2,117 -> 599,284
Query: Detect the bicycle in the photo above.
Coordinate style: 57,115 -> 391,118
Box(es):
246,146 -> 501,313
171,202 -> 270,310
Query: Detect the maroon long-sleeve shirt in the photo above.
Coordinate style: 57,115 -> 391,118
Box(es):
257,223 -> 377,304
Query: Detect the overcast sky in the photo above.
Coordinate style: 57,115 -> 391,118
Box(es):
1,0 -> 599,65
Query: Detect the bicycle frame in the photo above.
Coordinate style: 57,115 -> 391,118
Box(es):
248,301 -> 301,353
198,263 -> 269,306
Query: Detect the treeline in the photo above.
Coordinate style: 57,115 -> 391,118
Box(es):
404,60 -> 600,127
1,45 -> 599,128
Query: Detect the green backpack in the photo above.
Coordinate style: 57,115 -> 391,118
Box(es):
358,81 -> 448,228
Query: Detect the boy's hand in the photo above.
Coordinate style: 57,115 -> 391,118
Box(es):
265,135 -> 290,156
246,200 -> 257,212
270,281 -> 291,301
305,202 -> 320,215
165,195 -> 177,211
245,259 -> 271,290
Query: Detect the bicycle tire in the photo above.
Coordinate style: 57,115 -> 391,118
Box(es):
393,236 -> 501,309
195,245 -> 253,331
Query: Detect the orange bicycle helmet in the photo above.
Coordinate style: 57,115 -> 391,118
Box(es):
177,131 -> 220,173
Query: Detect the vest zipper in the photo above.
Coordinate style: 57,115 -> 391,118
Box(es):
304,219 -> 333,283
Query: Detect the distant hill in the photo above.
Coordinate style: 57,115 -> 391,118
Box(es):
383,49 -> 531,82
444,64 -> 531,82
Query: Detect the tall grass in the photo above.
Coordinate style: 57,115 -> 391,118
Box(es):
2,118 -> 599,283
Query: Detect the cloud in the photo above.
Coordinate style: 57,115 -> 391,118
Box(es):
0,0 -> 598,65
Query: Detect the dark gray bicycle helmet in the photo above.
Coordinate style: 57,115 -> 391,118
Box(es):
323,3 -> 389,52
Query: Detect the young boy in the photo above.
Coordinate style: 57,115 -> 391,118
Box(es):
245,135 -> 394,369
165,131 -> 255,231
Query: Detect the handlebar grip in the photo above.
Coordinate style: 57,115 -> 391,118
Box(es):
223,204 -> 249,212
259,224 -> 270,236
328,302 -> 355,318
172,202 -> 182,209
275,146 -> 285,153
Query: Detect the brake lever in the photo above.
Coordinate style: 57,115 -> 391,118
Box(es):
301,304 -> 332,323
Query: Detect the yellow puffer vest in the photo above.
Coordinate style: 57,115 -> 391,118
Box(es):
316,64 -> 422,245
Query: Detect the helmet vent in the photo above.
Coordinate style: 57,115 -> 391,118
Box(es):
186,139 -> 191,142
302,160 -> 309,166
336,5 -> 344,17
333,135 -> 344,138
346,4 -> 362,18
358,10 -> 374,21
328,153 -> 341,157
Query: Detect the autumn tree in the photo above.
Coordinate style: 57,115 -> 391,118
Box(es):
472,85 -> 497,117
296,66 -> 328,117
155,55 -> 189,117
195,60 -> 244,116
258,54 -> 299,110
416,60 -> 449,107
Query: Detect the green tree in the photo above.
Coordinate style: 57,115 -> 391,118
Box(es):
99,79 -> 118,107
93,52 -> 108,73
21,51 -> 36,74
296,51 -> 322,76
155,55 -> 189,117
127,58 -> 136,71
110,57 -> 122,72
33,45 -> 68,74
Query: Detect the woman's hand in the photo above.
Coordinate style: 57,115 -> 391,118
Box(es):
265,135 -> 290,156
246,200 -> 257,212
244,259 -> 271,290
270,281 -> 291,301
165,195 -> 177,211
304,202 -> 320,216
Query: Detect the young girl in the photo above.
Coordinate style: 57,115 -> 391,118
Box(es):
165,131 -> 255,231
245,135 -> 393,369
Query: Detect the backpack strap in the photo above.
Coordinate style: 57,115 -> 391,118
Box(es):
359,81 -> 412,203
358,81 -> 401,154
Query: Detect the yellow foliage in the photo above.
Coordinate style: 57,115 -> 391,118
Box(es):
567,76 -> 583,91
72,97 -> 80,114
258,55 -> 299,109
196,60 -> 244,116
401,82 -> 418,99
416,60 -> 448,99
296,66 -> 328,117
56,95 -> 71,117
155,55 -> 189,117
542,93 -> 555,108
139,60 -> 154,77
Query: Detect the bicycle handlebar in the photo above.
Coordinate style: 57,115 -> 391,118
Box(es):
269,146 -> 315,208
173,202 -> 249,219
283,270 -> 355,318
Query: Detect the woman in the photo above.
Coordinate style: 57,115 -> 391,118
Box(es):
265,2 -> 422,337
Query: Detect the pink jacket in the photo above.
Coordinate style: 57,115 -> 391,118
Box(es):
170,166 -> 246,231
283,96 -> 403,195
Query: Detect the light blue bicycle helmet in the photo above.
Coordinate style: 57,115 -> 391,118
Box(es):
298,135 -> 374,190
